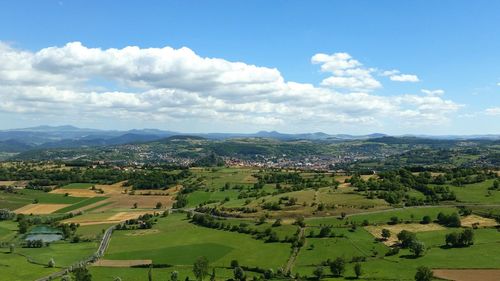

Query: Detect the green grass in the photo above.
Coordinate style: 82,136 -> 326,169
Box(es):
0,189 -> 90,211
0,220 -> 18,241
82,201 -> 114,212
54,196 -> 108,213
190,167 -> 258,188
75,223 -> 116,239
104,213 -> 291,269
0,250 -> 59,281
187,190 -> 240,207
17,241 -> 98,267
89,265 -> 256,281
296,228 -> 388,269
444,179 -> 500,204
306,206 -> 458,227
294,227 -> 500,280
61,183 -> 95,189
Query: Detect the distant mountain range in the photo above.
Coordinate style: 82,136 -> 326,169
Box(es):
0,125 -> 499,153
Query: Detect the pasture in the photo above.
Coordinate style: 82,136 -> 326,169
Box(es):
104,213 -> 292,269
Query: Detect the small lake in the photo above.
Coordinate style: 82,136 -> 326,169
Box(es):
25,225 -> 63,243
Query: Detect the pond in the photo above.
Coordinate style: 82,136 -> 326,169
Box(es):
25,225 -> 63,243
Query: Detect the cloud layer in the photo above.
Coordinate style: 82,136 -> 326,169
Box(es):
0,42 -> 463,130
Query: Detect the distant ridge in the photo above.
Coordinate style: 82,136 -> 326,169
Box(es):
0,125 -> 499,153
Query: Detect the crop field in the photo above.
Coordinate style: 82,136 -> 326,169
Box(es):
53,196 -> 109,213
1,189 -> 88,211
365,223 -> 446,245
15,203 -> 71,214
433,269 -> 500,281
63,210 -> 153,225
50,188 -> 102,197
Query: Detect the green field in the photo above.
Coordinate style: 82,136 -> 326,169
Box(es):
445,179 -> 500,204
0,189 -> 90,210
0,250 -> 59,281
0,222 -> 99,281
306,206 -> 459,227
89,265 -> 257,281
105,213 -> 291,269
54,196 -> 109,213
0,220 -> 18,241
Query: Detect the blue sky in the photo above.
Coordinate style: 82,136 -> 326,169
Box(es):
0,0 -> 499,134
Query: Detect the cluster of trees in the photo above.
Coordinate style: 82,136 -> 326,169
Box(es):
348,169 -> 457,205
314,257 -> 363,279
173,193 -> 188,209
349,168 -> 497,205
0,163 -> 197,190
191,153 -> 225,167
0,209 -> 15,220
436,212 -> 461,227
254,172 -> 304,185
24,239 -> 44,248
447,169 -> 498,186
126,169 -> 191,189
445,229 -> 474,248
194,206 -> 256,218
262,201 -> 282,211
490,179 -> 500,190
397,230 -> 426,257
254,171 -> 332,191
0,165 -> 129,187
308,225 -> 343,238
16,213 -> 76,234
116,213 -> 158,230
59,222 -> 79,239
189,213 -> 283,243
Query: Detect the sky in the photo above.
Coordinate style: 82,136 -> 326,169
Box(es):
0,0 -> 499,135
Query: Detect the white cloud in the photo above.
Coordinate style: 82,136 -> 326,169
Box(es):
421,89 -> 445,96
485,107 -> 500,116
390,74 -> 420,82
311,52 -> 381,91
381,69 -> 420,82
0,42 -> 462,130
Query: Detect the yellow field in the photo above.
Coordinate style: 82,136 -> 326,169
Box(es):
50,188 -> 103,197
15,203 -> 70,214
461,215 -> 498,228
365,223 -> 446,245
63,211 -> 154,226
0,181 -> 16,186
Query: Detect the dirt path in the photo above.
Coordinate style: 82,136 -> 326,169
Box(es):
433,269 -> 500,281
284,226 -> 305,275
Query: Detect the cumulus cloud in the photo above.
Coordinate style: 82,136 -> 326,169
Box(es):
0,42 -> 462,130
381,69 -> 420,82
421,89 -> 445,96
312,53 -> 381,91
